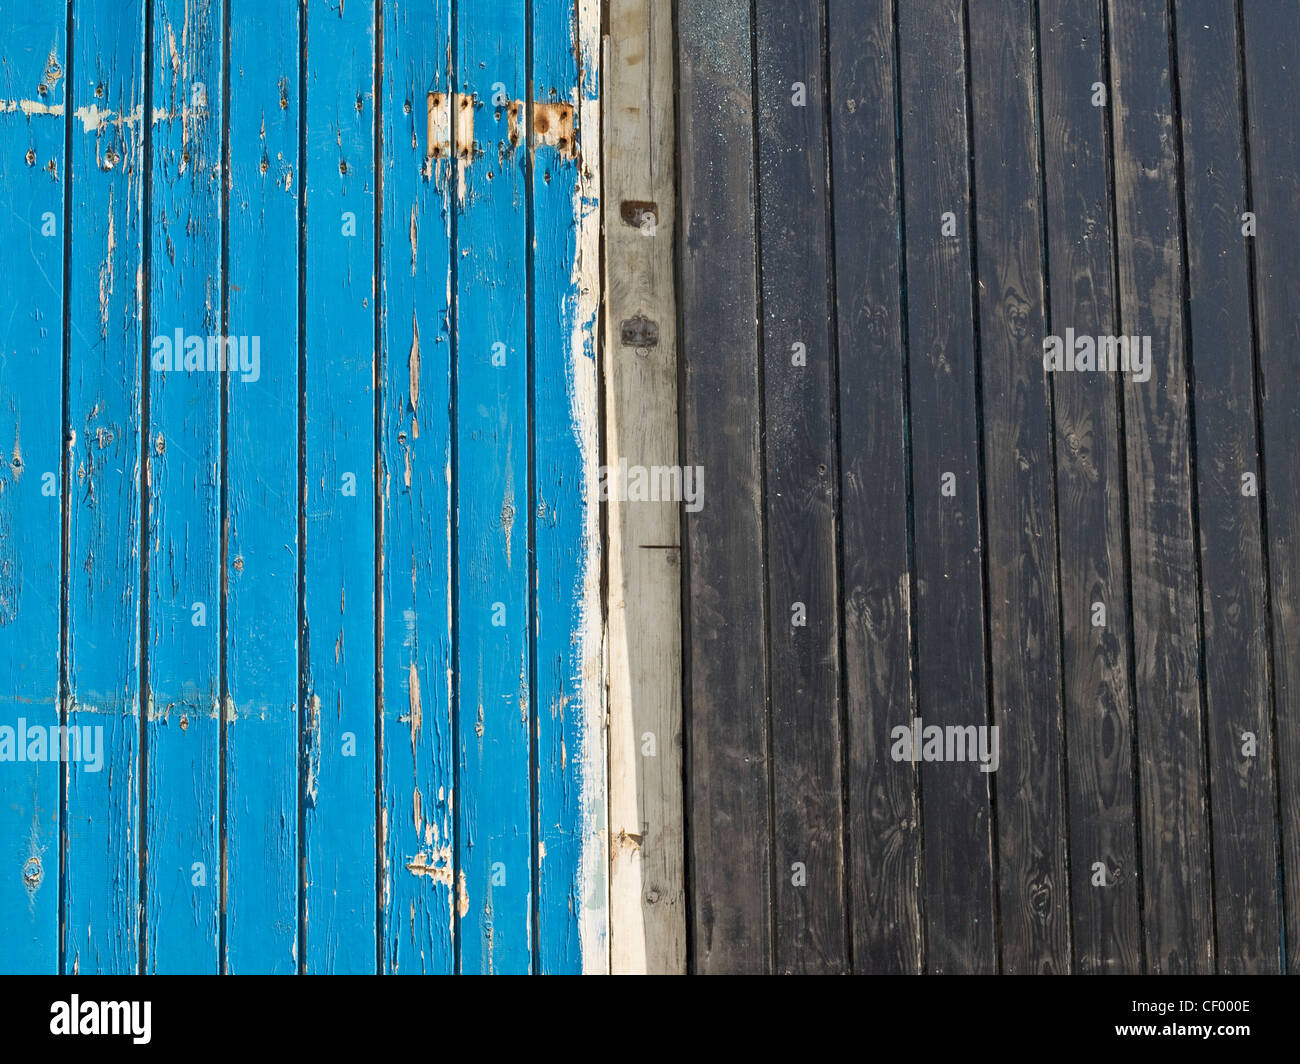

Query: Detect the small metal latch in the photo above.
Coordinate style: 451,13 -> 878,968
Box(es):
620,315 -> 659,350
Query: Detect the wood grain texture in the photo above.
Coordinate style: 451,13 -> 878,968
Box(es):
969,0 -> 1070,974
1240,0 -> 1300,977
531,0 -> 607,974
827,0 -> 921,975
301,0 -> 377,974
223,0 -> 300,976
605,0 -> 686,975
378,0 -> 455,976
0,0 -> 66,975
1173,0 -> 1280,974
754,0 -> 847,975
1106,0 -> 1213,974
454,0 -> 532,975
897,0 -> 997,974
143,0 -> 224,974
1037,0 -> 1142,974
676,0 -> 773,973
63,0 -> 147,976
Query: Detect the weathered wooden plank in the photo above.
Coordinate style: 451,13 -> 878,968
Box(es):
301,0 -> 377,973
604,0 -> 685,976
142,0 -> 224,974
454,0 -> 532,975
676,0 -> 771,973
897,0 -> 997,973
378,0 -> 455,975
0,0 -> 66,975
1173,0 -> 1280,974
968,0 -> 1070,974
1106,0 -> 1213,973
1037,0 -> 1141,974
753,0 -> 847,974
532,0 -> 607,974
826,0 -> 920,975
1240,0 -> 1300,975
63,0 -> 147,976
223,0 -> 300,975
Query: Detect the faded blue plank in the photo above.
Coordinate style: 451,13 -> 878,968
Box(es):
223,0 -> 300,975
63,0 -> 147,975
530,0 -> 604,974
142,0 -> 224,974
0,0 -> 66,976
379,0 -> 455,974
455,0 -> 532,974
301,0 -> 377,973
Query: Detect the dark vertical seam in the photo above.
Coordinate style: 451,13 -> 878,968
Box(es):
218,0 -> 232,976
668,0 -> 697,975
57,0 -> 75,979
138,0 -> 155,978
448,0 -> 462,978
891,0 -> 925,977
524,0 -> 540,976
961,0 -> 1002,975
1031,0 -> 1076,973
1101,0 -> 1149,975
1167,0 -> 1218,973
748,0 -> 777,976
373,0 -> 385,976
1235,0 -> 1287,975
296,0 -> 308,977
819,0 -> 853,975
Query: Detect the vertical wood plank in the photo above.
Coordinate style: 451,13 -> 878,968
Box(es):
378,0 -> 456,975
897,0 -> 997,973
454,0 -> 532,975
301,0 -> 377,973
604,0 -> 686,975
532,0 -> 607,974
676,0 -> 772,973
968,0 -> 1070,974
142,0 -> 224,974
1037,0 -> 1142,973
223,0 -> 300,975
63,0 -> 147,975
1173,0 -> 1280,974
826,0 -> 921,974
1106,0 -> 1214,973
1240,0 -> 1300,975
753,0 -> 847,974
0,0 -> 66,975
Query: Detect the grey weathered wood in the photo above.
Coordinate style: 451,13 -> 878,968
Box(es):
677,0 -> 772,972
1037,0 -> 1142,974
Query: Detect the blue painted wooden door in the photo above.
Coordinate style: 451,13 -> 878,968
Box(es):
0,0 -> 604,975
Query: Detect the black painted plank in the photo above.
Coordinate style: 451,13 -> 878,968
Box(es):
1240,0 -> 1300,975
677,0 -> 773,974
898,0 -> 998,973
1174,0 -> 1281,974
1106,0 -> 1214,973
1037,0 -> 1143,974
827,0 -> 922,974
969,0 -> 1071,974
753,0 -> 847,974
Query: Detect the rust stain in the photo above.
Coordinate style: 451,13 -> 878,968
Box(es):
533,101 -> 576,158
